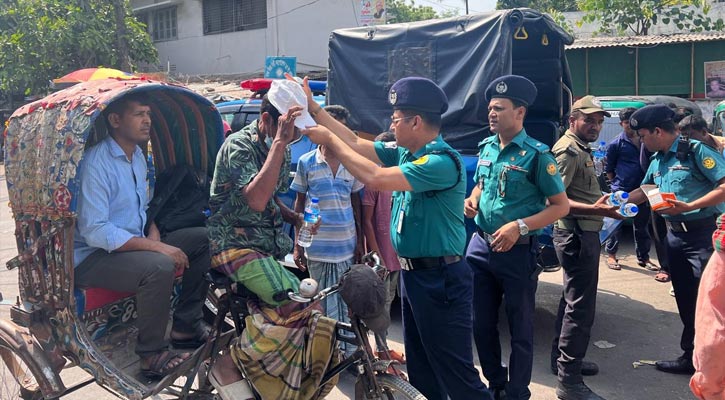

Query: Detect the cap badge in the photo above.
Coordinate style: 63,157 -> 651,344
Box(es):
630,118 -> 638,128
591,98 -> 602,107
389,90 -> 397,105
495,81 -> 508,94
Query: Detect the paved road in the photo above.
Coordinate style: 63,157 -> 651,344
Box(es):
0,164 -> 696,399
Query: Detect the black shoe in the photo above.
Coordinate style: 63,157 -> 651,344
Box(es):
550,359 -> 600,376
655,356 -> 695,375
556,381 -> 605,400
491,387 -> 507,400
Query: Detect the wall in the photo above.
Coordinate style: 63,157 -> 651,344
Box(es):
132,0 -> 362,75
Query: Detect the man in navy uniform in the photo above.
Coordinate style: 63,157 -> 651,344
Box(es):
465,75 -> 570,400
628,105 -> 725,375
301,77 -> 491,399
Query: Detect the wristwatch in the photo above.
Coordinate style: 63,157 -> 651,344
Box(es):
516,219 -> 529,236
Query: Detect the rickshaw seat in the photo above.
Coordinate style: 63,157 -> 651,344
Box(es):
207,268 -> 256,299
74,268 -> 185,315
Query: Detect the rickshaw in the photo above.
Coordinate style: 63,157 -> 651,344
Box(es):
0,78 -> 423,400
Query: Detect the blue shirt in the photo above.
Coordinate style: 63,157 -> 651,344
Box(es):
374,135 -> 466,258
290,148 -> 364,263
74,137 -> 148,267
474,129 -> 565,234
642,136 -> 725,221
606,132 -> 645,191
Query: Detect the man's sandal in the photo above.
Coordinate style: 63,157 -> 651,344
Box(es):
140,350 -> 191,379
654,271 -> 671,283
638,260 -> 660,271
606,258 -> 621,270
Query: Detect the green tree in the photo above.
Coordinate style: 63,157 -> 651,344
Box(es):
496,0 -> 578,12
0,0 -> 157,98
386,0 -> 440,23
578,0 -> 725,35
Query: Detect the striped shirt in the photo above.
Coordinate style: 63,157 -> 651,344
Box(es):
74,136 -> 148,267
291,148 -> 363,263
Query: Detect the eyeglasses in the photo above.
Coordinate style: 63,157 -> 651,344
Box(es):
390,115 -> 416,125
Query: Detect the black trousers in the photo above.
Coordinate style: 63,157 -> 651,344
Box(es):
551,228 -> 600,384
467,232 -> 539,400
650,211 -> 670,272
665,222 -> 716,356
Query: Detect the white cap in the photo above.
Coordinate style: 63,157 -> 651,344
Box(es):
267,80 -> 317,129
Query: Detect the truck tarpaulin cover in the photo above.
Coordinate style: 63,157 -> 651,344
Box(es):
328,8 -> 573,154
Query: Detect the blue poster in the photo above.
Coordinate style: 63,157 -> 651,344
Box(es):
264,57 -> 297,79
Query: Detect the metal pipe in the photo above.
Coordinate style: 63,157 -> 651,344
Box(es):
690,42 -> 695,99
585,49 -> 589,94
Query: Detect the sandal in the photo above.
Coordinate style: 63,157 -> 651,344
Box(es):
141,350 -> 190,379
606,257 -> 621,270
638,260 -> 660,271
171,321 -> 211,349
654,270 -> 671,283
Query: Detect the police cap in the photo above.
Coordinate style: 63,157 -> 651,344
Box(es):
629,104 -> 675,130
485,75 -> 537,107
388,77 -> 449,114
571,95 -> 611,117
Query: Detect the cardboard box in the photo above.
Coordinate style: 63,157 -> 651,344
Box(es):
641,184 -> 677,211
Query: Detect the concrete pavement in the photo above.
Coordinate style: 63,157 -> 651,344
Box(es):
0,164 -> 696,399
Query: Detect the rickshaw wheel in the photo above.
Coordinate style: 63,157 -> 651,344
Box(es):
0,342 -> 44,399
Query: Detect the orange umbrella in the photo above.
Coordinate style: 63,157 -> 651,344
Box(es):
52,67 -> 136,88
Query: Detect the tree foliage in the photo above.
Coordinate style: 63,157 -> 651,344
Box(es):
386,0 -> 442,23
578,0 -> 725,36
496,0 -> 578,12
0,0 -> 157,97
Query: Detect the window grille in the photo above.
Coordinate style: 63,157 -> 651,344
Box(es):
134,6 -> 177,42
203,0 -> 267,35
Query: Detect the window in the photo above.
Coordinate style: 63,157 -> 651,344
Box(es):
203,0 -> 267,35
135,6 -> 177,42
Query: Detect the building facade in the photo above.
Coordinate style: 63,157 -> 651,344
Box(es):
131,0 -> 363,75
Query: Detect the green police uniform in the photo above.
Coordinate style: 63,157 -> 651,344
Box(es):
642,137 -> 725,220
373,134 -> 465,258
474,129 -> 565,235
552,130 -> 604,232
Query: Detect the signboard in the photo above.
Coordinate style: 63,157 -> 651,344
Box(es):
265,57 -> 297,79
360,0 -> 386,26
705,61 -> 725,98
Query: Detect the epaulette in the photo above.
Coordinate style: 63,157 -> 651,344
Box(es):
565,145 -> 579,156
523,137 -> 550,154
478,136 -> 496,148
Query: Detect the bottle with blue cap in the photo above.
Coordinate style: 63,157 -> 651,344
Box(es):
592,141 -> 606,175
619,203 -> 638,217
607,190 -> 629,207
297,197 -> 320,248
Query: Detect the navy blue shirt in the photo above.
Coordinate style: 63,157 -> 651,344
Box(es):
606,132 -> 645,191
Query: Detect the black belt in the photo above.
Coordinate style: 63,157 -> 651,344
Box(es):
477,228 -> 531,245
401,256 -> 462,271
665,216 -> 716,233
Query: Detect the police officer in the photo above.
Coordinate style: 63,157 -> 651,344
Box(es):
628,104 -> 725,375
465,75 -> 570,400
300,77 -> 491,400
551,96 -> 623,400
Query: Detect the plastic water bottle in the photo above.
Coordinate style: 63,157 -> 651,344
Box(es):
607,190 -> 629,207
592,141 -> 606,175
619,203 -> 639,217
297,197 -> 320,248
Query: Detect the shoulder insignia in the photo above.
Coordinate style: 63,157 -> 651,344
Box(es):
703,156 -> 716,170
565,145 -> 579,156
384,142 -> 398,149
412,155 -> 429,165
524,138 -> 550,154
546,163 -> 558,175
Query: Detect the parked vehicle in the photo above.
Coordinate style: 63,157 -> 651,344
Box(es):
596,95 -> 702,145
326,8 -> 574,270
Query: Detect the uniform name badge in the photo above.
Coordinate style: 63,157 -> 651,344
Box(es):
396,209 -> 405,234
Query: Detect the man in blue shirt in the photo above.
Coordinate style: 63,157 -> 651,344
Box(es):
629,104 -> 725,375
604,107 -> 657,271
74,93 -> 211,379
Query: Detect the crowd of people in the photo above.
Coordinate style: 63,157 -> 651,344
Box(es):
70,74 -> 725,400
